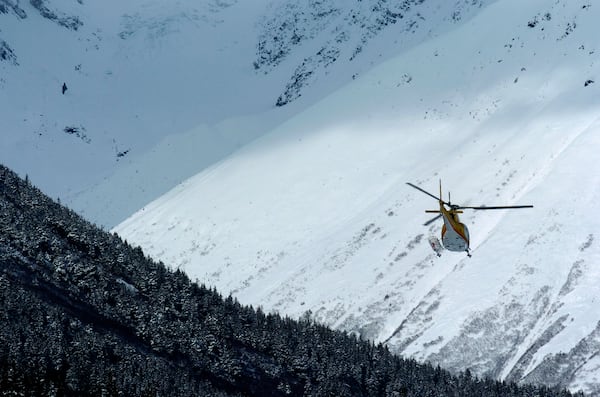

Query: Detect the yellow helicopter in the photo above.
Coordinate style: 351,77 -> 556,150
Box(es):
407,181 -> 533,257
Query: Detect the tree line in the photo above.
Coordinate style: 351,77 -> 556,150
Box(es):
0,164 -> 583,396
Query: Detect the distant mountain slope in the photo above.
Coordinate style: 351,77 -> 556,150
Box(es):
1,165 -> 581,396
0,0 -> 273,227
1,0 -> 495,227
115,0 -> 600,394
255,0 -> 498,106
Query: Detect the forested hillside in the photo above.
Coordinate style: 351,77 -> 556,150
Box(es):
0,164 -> 581,396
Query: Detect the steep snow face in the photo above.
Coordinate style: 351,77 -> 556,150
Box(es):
254,0 -> 499,106
116,0 -> 600,393
0,0 -> 273,227
1,0 -> 489,227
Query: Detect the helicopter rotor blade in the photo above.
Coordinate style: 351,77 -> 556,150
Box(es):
423,213 -> 443,226
458,205 -> 534,210
406,182 -> 446,203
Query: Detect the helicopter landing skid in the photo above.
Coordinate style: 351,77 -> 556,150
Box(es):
428,235 -> 444,257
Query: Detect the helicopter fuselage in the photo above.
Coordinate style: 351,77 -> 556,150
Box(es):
439,201 -> 470,252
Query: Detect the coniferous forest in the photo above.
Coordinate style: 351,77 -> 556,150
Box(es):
0,164 -> 583,396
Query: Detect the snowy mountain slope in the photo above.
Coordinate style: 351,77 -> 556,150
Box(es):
255,0 -> 498,106
1,0 -> 273,227
1,0 -> 487,228
115,0 -> 600,393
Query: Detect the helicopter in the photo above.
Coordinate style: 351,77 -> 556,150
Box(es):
407,181 -> 533,257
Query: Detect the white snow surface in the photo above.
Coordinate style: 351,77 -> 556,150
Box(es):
1,0 -> 482,227
0,0 -> 292,226
115,0 -> 600,393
